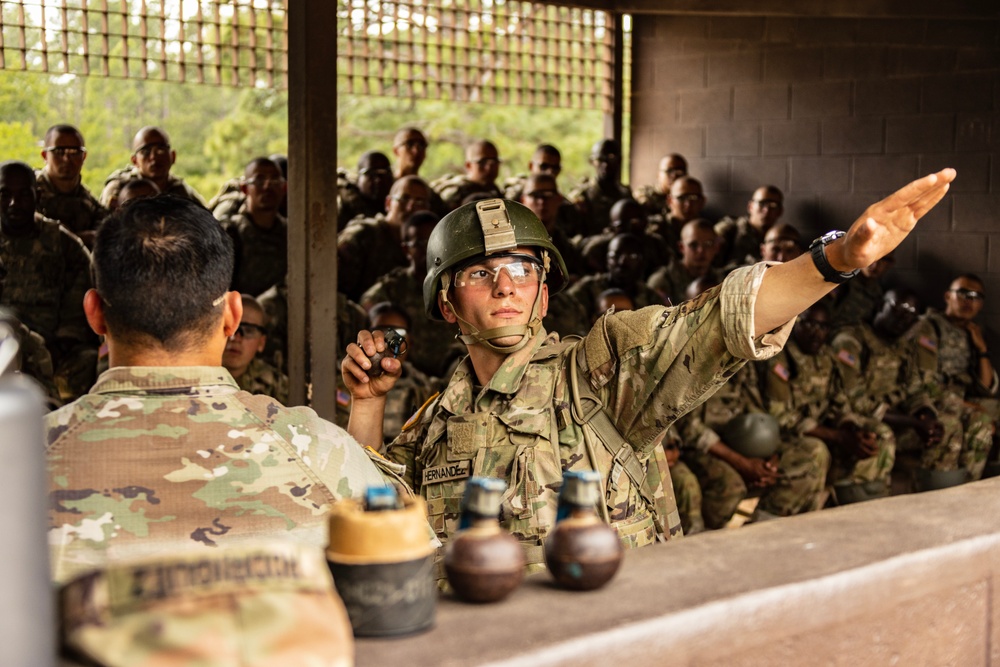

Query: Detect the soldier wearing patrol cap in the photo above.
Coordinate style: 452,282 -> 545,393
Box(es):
343,167 -> 955,567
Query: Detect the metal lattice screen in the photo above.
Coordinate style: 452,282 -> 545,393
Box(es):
338,0 -> 616,112
0,0 -> 287,88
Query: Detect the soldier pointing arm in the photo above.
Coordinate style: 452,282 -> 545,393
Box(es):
343,169 -> 956,561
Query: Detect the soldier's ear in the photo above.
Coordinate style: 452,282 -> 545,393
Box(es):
438,294 -> 457,324
222,292 -> 243,338
83,289 -> 107,336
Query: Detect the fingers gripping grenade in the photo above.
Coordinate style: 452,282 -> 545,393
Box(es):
423,199 -> 568,354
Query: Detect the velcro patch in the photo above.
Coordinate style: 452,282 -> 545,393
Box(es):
772,362 -> 790,382
336,390 -> 351,407
836,349 -> 857,368
918,335 -> 938,352
421,460 -> 471,486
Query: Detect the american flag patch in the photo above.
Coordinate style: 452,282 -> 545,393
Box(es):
772,363 -> 790,381
336,389 -> 351,407
918,335 -> 937,352
836,349 -> 857,367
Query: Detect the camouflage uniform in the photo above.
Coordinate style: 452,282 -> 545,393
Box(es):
208,177 -> 245,221
58,542 -> 354,667
567,179 -> 632,240
431,174 -> 503,212
100,166 -> 206,210
231,357 -> 290,405
580,230 -> 671,278
543,289 -> 592,339
647,260 -> 724,307
635,185 -> 667,222
566,273 -> 666,323
222,210 -> 287,296
503,174 -> 528,201
676,362 -> 765,529
0,212 -> 95,399
669,460 -> 705,535
906,310 -> 996,479
830,275 -> 884,332
759,339 -> 839,515
833,324 -> 991,482
714,216 -> 764,270
258,281 -> 368,375
648,215 -> 686,260
45,366 -> 404,585
360,265 -> 465,379
34,169 -> 107,245
387,264 -> 794,564
337,180 -> 384,230
337,215 -> 408,303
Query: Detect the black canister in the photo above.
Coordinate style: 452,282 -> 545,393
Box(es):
326,487 -> 436,636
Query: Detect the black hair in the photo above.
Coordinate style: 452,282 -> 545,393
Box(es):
93,196 -> 234,350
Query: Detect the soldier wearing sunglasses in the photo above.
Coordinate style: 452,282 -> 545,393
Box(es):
100,126 -> 206,211
35,124 -> 107,248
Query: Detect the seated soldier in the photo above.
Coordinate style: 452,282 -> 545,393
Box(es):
35,123 -> 107,248
760,222 -> 803,263
647,218 -> 723,306
568,139 -> 632,239
715,185 -> 785,269
117,178 -> 160,206
519,173 -> 587,283
222,294 -> 288,404
431,140 -> 505,212
567,232 -> 666,323
45,196 -> 405,585
595,287 -> 635,319
339,175 -> 431,302
100,126 -> 206,210
338,150 -> 394,229
0,161 -> 96,401
832,289 -> 992,494
635,153 -> 688,221
580,197 -> 669,276
222,157 -> 288,296
504,143 -> 564,201
0,255 -> 60,407
830,252 -> 896,331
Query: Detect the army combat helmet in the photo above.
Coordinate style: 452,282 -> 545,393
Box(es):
424,198 -> 568,354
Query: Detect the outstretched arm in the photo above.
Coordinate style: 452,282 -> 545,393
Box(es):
754,169 -> 956,335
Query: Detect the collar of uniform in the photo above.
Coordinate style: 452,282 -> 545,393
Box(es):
37,168 -> 84,196
485,329 -> 553,396
90,366 -> 241,396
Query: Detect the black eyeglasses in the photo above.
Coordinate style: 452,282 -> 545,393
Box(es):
45,146 -> 86,157
234,323 -> 266,338
475,158 -> 502,168
244,177 -> 285,188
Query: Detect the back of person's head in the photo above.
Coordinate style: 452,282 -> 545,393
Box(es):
94,196 -> 234,350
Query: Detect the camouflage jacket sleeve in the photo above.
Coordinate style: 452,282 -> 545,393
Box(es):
577,262 -> 793,455
830,326 -> 882,418
57,226 -> 93,343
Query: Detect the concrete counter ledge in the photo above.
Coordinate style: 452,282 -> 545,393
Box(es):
356,477 -> 1000,666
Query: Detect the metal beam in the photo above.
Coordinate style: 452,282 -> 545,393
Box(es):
287,3 -> 339,418
552,0 -> 998,19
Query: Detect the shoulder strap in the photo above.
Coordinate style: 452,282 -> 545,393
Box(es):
567,345 -> 681,540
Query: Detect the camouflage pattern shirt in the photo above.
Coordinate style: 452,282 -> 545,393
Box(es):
634,185 -> 668,221
567,179 -> 633,239
207,177 -> 245,221
647,259 -> 723,307
675,360 -> 765,454
337,215 -> 408,302
34,169 -> 107,242
360,265 -> 465,379
830,275 -> 884,332
567,273 -> 667,322
431,174 -> 504,213
337,181 -> 386,230
0,212 -> 92,346
231,357 -> 290,405
907,309 -> 999,399
387,263 -> 792,559
99,167 -> 207,210
45,366 -> 402,584
714,216 -> 764,269
763,339 -> 848,437
222,210 -> 288,296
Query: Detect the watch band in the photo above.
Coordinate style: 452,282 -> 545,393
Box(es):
808,231 -> 860,284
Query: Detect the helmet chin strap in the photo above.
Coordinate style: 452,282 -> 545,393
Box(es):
439,251 -> 550,355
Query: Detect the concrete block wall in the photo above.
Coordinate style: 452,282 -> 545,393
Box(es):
630,15 -> 1000,336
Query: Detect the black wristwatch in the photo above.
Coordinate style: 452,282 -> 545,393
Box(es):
809,231 -> 859,284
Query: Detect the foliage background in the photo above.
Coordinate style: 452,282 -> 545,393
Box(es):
0,69 -> 608,202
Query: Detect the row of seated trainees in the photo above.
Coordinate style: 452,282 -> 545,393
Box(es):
1,121 -> 993,660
